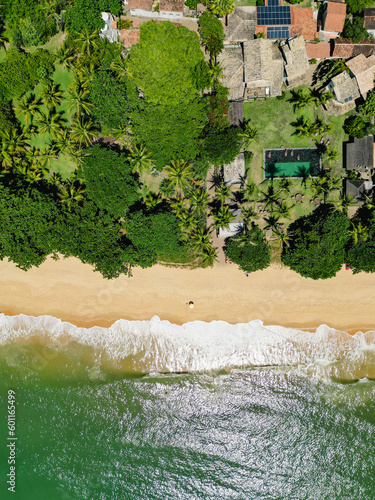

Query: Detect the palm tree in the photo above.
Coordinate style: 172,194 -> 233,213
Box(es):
70,116 -> 96,147
190,226 -> 215,257
334,191 -> 355,215
200,243 -> 218,267
292,116 -> 313,139
279,174 -> 291,192
74,29 -> 99,56
239,120 -> 260,150
208,0 -> 235,17
324,148 -> 339,167
57,180 -> 86,211
0,128 -> 29,168
67,85 -> 93,116
263,214 -> 281,234
311,117 -> 332,136
208,62 -> 224,88
260,185 -> 282,212
214,182 -> 232,206
36,110 -> 66,139
144,192 -> 163,210
55,45 -> 75,70
310,174 -> 340,203
110,56 -> 131,82
189,187 -> 209,216
164,159 -> 193,197
40,82 -> 63,109
128,143 -> 153,175
289,88 -> 315,112
318,90 -> 334,108
272,226 -> 289,247
39,146 -> 59,168
349,221 -> 368,245
52,128 -> 71,154
212,205 -> 236,231
239,205 -> 259,227
274,201 -> 294,220
13,94 -> 41,125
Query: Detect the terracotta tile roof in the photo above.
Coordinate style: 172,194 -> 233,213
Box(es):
323,2 -> 346,33
290,7 -> 318,41
332,39 -> 375,58
364,8 -> 375,30
305,42 -> 331,59
160,0 -> 184,12
111,20 -> 117,29
127,0 -> 153,11
120,29 -> 141,47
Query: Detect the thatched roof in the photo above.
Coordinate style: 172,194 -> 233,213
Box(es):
225,7 -> 256,42
345,136 -> 374,171
346,54 -> 375,96
330,71 -> 360,103
218,46 -> 245,101
280,36 -> 309,87
223,153 -> 245,184
243,39 -> 284,98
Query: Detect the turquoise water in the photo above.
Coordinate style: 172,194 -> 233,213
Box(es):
0,315 -> 375,499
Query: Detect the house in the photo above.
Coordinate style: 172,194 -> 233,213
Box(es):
224,7 -> 256,42
243,38 -> 284,99
223,153 -> 245,184
218,210 -> 244,238
346,54 -> 375,98
100,12 -> 120,43
364,8 -> 375,38
327,70 -> 360,110
319,1 -> 346,39
345,136 -> 374,172
159,0 -> 184,18
255,0 -> 317,41
331,39 -> 375,58
305,41 -> 331,60
280,36 -> 309,87
218,46 -> 244,101
127,0 -> 153,17
345,179 -> 373,201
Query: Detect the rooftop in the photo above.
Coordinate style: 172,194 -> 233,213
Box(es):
364,8 -> 375,30
228,101 -> 244,127
346,54 -> 375,96
345,136 -> 374,171
159,0 -> 184,12
225,7 -> 256,42
330,71 -> 360,103
127,0 -> 153,11
289,7 -> 317,41
322,1 -> 346,33
332,39 -> 375,58
218,46 -> 245,101
223,153 -> 246,184
305,42 -> 331,59
344,179 -> 371,200
120,29 -> 141,47
280,36 -> 309,87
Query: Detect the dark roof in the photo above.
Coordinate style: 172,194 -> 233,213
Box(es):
364,8 -> 375,30
228,101 -> 244,127
345,135 -> 374,171
332,39 -> 375,58
345,179 -> 367,199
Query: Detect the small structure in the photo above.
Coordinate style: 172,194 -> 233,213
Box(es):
319,1 -> 346,39
159,0 -> 184,18
223,153 -> 245,185
345,136 -> 374,172
224,7 -> 256,43
345,179 -> 373,201
218,210 -> 244,238
127,0 -> 187,19
364,8 -> 375,38
120,28 -> 141,47
100,12 -> 120,43
228,101 -> 244,127
346,54 -> 375,98
280,36 -> 309,87
243,38 -> 284,99
218,46 -> 245,101
128,0 -> 153,17
327,71 -> 360,110
305,41 -> 331,60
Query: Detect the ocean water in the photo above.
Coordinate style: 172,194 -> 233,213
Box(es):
0,314 -> 375,499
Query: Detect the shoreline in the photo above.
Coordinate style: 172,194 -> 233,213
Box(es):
0,256 -> 375,334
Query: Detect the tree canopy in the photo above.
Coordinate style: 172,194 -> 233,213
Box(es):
346,208 -> 375,274
81,145 -> 140,218
127,21 -> 210,169
65,0 -> 122,34
282,205 -> 350,279
198,11 -> 225,59
224,225 -> 271,273
345,0 -> 374,14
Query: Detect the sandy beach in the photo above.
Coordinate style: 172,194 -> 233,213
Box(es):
0,256 -> 374,332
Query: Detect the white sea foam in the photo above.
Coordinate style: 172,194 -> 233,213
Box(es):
0,313 -> 374,377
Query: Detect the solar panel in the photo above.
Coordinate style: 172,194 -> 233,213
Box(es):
267,0 -> 279,5
257,6 -> 291,26
267,26 -> 289,39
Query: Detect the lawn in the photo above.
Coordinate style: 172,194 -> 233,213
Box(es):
243,86 -> 351,225
21,64 -> 76,180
